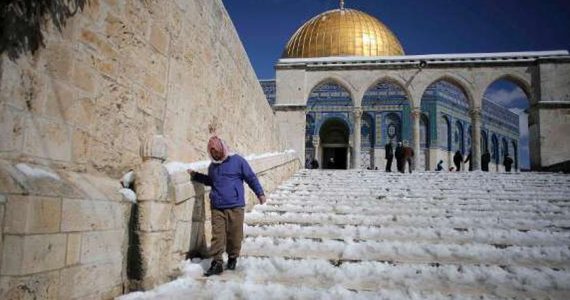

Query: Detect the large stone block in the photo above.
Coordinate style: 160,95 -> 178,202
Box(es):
80,230 -> 125,264
66,233 -> 81,266
23,117 -> 72,162
138,201 -> 173,232
44,42 -> 75,81
4,195 -> 61,234
62,171 -> 123,202
0,271 -> 60,300
61,198 -> 127,232
1,234 -> 66,275
59,262 -> 122,299
0,104 -> 25,153
174,197 -> 194,222
43,80 -> 75,122
172,221 -> 191,254
71,129 -> 90,164
72,63 -> 97,94
149,22 -> 170,55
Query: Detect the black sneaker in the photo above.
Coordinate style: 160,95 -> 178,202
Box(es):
204,261 -> 223,277
227,258 -> 237,270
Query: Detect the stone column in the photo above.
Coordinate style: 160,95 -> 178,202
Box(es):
352,108 -> 363,169
411,109 -> 421,171
470,109 -> 482,171
133,135 -> 172,290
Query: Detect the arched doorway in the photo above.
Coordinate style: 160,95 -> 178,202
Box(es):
362,81 -> 409,171
422,80 -> 470,171
305,81 -> 353,168
483,78 -> 530,171
319,118 -> 350,169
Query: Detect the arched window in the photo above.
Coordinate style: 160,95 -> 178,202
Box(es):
385,113 -> 402,144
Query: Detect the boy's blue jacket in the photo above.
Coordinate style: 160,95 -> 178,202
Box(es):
191,155 -> 264,209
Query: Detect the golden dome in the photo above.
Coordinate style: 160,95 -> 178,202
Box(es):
282,8 -> 405,58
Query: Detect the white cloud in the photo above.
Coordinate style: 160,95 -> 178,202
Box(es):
485,87 -> 527,107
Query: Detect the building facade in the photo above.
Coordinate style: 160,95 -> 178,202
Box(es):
266,5 -> 570,172
262,79 -> 519,171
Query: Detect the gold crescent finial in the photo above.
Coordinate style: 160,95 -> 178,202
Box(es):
340,0 -> 345,10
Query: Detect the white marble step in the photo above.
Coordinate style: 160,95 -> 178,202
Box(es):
187,257 -> 570,300
244,224 -> 570,247
246,210 -> 570,231
241,236 -> 570,268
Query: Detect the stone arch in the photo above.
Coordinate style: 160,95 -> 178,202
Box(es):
315,113 -> 352,135
362,76 -> 413,106
306,76 -> 355,106
482,73 -> 532,104
319,117 -> 351,169
419,74 -> 475,110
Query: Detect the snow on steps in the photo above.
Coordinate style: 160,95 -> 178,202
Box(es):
120,170 -> 570,300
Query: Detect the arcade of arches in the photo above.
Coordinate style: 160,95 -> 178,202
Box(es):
296,79 -> 521,172
268,4 -> 570,172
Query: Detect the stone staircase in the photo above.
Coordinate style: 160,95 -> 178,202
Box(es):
120,170 -> 570,300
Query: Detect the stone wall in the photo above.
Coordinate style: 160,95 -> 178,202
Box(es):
0,0 -> 298,298
0,161 -> 129,299
0,0 -> 283,176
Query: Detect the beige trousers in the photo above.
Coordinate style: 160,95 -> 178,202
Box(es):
210,207 -> 245,263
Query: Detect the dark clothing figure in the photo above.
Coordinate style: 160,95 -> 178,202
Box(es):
403,146 -> 414,173
395,143 -> 404,173
481,151 -> 491,172
385,143 -> 394,172
190,136 -> 266,276
503,155 -> 514,172
464,153 -> 473,171
453,151 -> 463,172
436,160 -> 444,171
310,159 -> 319,169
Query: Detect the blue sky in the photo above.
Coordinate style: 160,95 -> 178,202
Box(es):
222,0 -> 570,169
223,0 -> 570,79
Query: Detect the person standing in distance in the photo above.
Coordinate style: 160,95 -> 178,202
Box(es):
385,142 -> 394,172
188,136 -> 266,276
